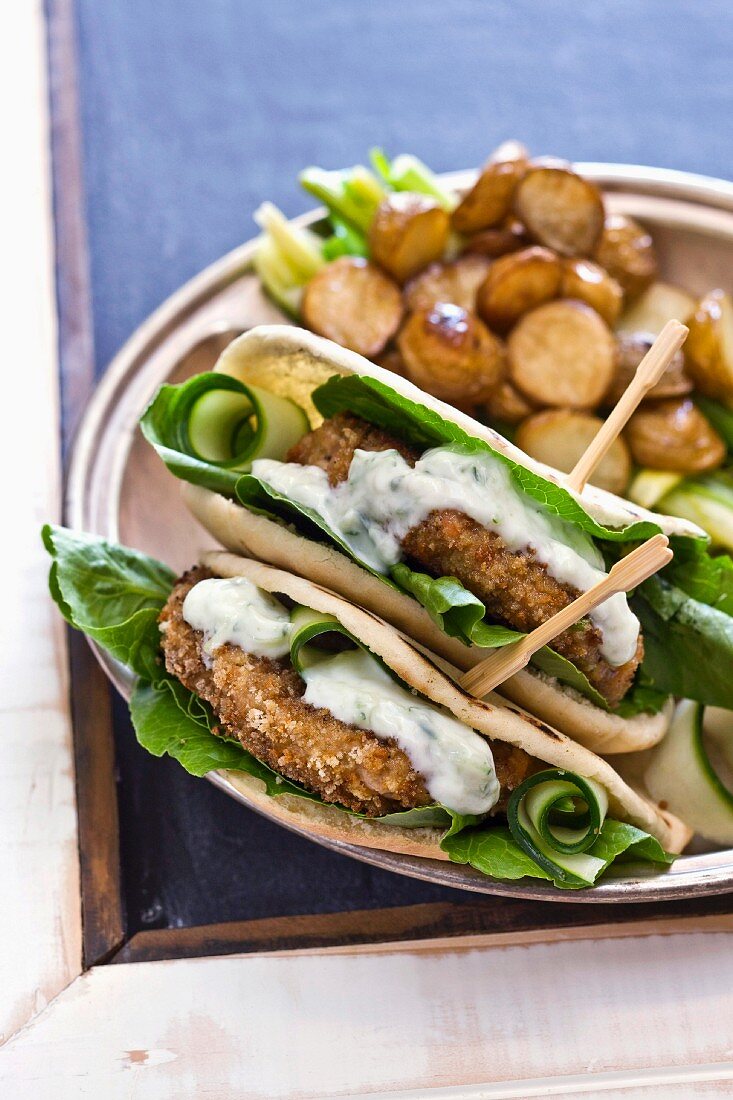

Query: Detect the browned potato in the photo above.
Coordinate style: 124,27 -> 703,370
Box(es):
451,157 -> 528,235
369,193 -> 450,284
507,299 -> 616,408
513,162 -> 605,256
604,332 -> 692,405
625,398 -> 726,473
561,258 -> 623,327
516,409 -> 631,494
397,304 -> 505,406
404,255 -> 491,313
476,246 -> 562,332
480,379 -> 536,425
461,218 -> 529,259
684,289 -> 733,403
616,281 -> 695,336
375,345 -> 408,377
302,257 -> 403,358
593,214 -> 657,300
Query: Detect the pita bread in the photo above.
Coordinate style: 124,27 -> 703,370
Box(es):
200,550 -> 690,856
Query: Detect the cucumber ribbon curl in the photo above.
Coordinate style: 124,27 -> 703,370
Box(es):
508,770 -> 610,886
140,372 -> 308,488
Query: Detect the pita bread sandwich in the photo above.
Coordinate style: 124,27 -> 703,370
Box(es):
44,525 -> 688,889
140,326 -> 733,755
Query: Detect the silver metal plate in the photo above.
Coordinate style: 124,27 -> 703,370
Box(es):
66,164 -> 733,902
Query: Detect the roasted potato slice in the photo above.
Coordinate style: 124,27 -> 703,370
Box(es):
513,162 -> 604,256
593,214 -> 657,301
604,332 -> 692,405
302,257 -> 403,358
476,246 -> 562,332
507,299 -> 616,408
375,345 -> 408,377
516,409 -> 631,494
684,289 -> 733,403
404,255 -> 491,313
480,379 -> 536,426
451,156 -> 528,235
561,258 -> 623,327
625,398 -> 726,473
397,304 -> 504,406
461,218 -> 529,259
369,192 -> 450,284
616,281 -> 695,336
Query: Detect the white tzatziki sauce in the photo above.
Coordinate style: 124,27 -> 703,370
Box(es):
252,446 -> 640,666
179,576 -> 498,814
302,648 -> 499,815
182,576 -> 293,662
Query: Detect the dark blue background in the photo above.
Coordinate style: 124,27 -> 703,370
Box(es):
67,0 -> 733,929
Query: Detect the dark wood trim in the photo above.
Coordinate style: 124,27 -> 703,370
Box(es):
45,0 -> 96,458
46,0 -> 125,967
67,631 -> 125,966
112,892 -> 733,964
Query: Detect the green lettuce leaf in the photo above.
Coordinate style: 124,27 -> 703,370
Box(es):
442,819 -> 674,889
43,523 -> 174,681
312,374 -> 677,544
390,563 -> 520,648
139,376 -> 244,499
634,575 -> 733,708
663,537 -> 733,615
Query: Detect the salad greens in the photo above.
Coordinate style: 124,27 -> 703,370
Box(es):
43,525 -> 674,889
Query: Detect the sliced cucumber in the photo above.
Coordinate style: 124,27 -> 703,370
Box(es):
508,770 -> 609,886
659,479 -> 733,550
644,699 -> 733,846
180,373 -> 308,471
628,469 -> 684,511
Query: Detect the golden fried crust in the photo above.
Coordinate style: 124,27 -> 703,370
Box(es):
285,414 -> 642,706
160,568 -> 532,816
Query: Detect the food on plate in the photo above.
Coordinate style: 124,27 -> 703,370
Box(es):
397,304 -> 504,406
512,161 -> 605,256
507,300 -> 616,408
516,409 -> 631,495
684,289 -> 733,404
368,192 -> 450,284
476,246 -> 563,332
616,281 -> 696,336
560,258 -> 623,327
249,143 -> 733,559
451,145 -> 528,235
302,256 -> 403,357
593,214 -> 658,300
44,525 -> 687,888
625,398 -> 726,473
141,326 -> 733,757
605,332 -> 692,404
404,255 -> 491,313
461,218 -> 529,258
644,701 -> 733,846
480,378 -> 536,426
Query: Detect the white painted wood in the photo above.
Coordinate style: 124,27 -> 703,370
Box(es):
0,0 -> 82,1044
1,933 -> 732,1097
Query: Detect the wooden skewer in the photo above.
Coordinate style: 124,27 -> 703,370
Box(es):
458,534 -> 672,698
565,319 -> 689,495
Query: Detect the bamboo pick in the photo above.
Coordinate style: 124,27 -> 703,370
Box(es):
565,319 -> 689,494
458,533 -> 672,698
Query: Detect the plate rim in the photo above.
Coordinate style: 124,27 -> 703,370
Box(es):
66,162 -> 733,903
